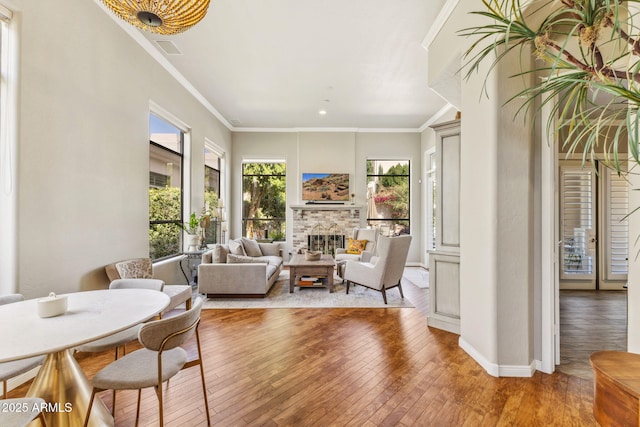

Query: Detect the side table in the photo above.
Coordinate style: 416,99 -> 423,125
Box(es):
180,250 -> 206,288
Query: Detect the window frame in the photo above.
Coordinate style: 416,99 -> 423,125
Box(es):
366,159 -> 411,236
148,113 -> 185,261
241,161 -> 286,241
204,145 -> 222,244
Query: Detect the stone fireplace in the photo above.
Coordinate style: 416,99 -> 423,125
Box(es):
289,204 -> 363,253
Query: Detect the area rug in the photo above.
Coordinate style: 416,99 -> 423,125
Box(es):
202,270 -> 414,309
403,267 -> 429,289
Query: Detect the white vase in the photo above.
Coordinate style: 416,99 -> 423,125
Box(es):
186,233 -> 200,252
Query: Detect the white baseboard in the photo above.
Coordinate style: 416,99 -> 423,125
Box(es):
458,337 -> 536,378
406,262 -> 427,269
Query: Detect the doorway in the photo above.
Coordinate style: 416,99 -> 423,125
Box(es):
557,160 -> 628,376
559,161 -> 628,290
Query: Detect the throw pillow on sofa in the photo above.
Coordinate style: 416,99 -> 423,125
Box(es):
259,242 -> 280,257
229,239 -> 247,256
212,244 -> 229,263
241,237 -> 263,257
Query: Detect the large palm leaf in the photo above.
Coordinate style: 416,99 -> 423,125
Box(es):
460,0 -> 640,174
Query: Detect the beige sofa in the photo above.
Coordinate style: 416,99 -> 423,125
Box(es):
198,237 -> 283,298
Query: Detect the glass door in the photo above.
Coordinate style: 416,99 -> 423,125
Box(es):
559,162 -> 596,288
559,161 -> 629,289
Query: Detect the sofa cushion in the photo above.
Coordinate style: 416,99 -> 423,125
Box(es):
202,250 -> 213,264
227,254 -> 261,263
266,264 -> 278,280
229,239 -> 246,256
241,237 -> 263,257
212,244 -> 229,263
258,242 -> 280,257
253,256 -> 283,267
335,253 -> 362,262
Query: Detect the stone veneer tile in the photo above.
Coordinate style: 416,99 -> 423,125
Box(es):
291,207 -> 361,252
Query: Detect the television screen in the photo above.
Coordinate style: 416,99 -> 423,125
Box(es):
302,173 -> 350,201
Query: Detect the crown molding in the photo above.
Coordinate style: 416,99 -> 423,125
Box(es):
418,103 -> 456,132
422,0 -> 460,52
232,127 -> 422,133
93,1 -> 233,131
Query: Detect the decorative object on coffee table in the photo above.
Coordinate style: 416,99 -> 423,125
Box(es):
305,250 -> 321,261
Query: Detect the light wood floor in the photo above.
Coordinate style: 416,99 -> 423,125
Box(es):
558,290 -> 627,380
10,277 -> 598,426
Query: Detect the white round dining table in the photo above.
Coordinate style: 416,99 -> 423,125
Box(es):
0,289 -> 170,427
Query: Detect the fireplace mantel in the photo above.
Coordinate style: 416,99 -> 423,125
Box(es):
289,204 -> 364,210
289,204 -> 364,217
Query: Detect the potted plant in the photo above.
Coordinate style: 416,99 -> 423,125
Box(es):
460,0 -> 640,175
181,213 -> 201,252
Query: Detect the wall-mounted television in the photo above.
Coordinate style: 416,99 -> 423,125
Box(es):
302,173 -> 350,202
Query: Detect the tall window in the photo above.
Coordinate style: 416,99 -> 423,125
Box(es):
204,147 -> 221,244
149,114 -> 183,260
242,162 -> 286,241
366,160 -> 410,236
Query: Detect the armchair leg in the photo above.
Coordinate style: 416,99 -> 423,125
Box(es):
346,281 -> 350,294
381,288 -> 388,304
397,281 -> 404,298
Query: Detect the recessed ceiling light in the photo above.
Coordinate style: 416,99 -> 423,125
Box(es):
318,110 -> 327,115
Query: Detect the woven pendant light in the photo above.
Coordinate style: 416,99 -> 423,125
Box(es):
101,0 -> 211,35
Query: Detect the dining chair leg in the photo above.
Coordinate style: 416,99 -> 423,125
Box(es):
111,390 -> 117,416
135,389 -> 142,426
83,388 -> 97,427
397,281 -> 404,298
381,288 -> 388,304
195,329 -> 211,425
2,380 -> 6,399
157,383 -> 165,426
346,281 -> 351,294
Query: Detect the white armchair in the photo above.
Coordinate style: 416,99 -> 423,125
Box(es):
335,227 -> 379,263
343,235 -> 412,304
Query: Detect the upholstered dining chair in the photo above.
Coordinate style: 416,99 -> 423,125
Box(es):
84,297 -> 210,426
0,294 -> 45,400
76,278 -> 165,357
0,397 -> 48,426
75,279 -> 165,413
105,258 -> 192,316
343,234 -> 412,304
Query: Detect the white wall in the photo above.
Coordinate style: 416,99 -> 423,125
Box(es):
232,131 -> 422,263
6,0 -> 231,298
429,2 -> 537,375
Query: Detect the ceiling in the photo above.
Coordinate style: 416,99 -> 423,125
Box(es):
103,0 -> 450,130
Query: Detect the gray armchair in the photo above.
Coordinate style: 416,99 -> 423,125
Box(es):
335,227 -> 379,262
343,235 -> 412,304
